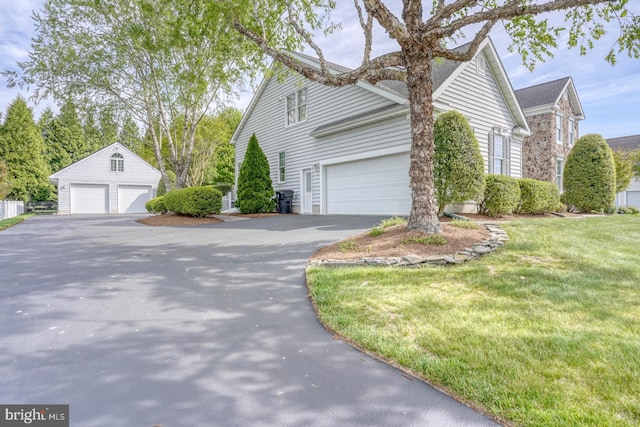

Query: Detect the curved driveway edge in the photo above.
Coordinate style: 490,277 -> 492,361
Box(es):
0,214 -> 500,426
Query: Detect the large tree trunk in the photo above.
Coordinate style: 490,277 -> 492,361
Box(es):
404,48 -> 441,234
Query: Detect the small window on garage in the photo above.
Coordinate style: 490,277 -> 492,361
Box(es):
111,153 -> 124,172
278,152 -> 286,183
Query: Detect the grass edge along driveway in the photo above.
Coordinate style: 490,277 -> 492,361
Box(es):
307,215 -> 640,427
0,213 -> 34,231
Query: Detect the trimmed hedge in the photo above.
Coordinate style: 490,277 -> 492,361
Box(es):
145,196 -> 167,214
163,186 -> 222,217
517,178 -> 562,214
433,110 -> 485,213
480,175 -> 521,217
563,134 -> 616,212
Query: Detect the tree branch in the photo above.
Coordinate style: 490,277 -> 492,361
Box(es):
433,19 -> 498,61
361,0 -> 410,42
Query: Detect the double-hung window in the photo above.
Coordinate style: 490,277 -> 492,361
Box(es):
556,113 -> 563,143
110,153 -> 124,172
286,88 -> 307,126
489,133 -> 509,175
568,119 -> 575,146
556,158 -> 564,191
278,152 -> 286,183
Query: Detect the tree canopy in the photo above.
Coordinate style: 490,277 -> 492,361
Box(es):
6,0 -> 266,190
231,0 -> 639,232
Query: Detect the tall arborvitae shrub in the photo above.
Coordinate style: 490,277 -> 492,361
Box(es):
433,111 -> 485,213
236,134 -> 275,214
563,134 -> 616,212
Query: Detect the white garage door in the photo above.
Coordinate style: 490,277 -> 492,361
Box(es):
118,185 -> 153,213
627,191 -> 640,208
70,184 -> 109,214
326,153 -> 411,215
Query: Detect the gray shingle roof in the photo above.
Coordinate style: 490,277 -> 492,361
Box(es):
514,77 -> 571,109
607,134 -> 640,151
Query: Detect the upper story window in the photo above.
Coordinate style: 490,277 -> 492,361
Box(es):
476,56 -> 486,74
556,113 -> 563,143
278,152 -> 286,183
110,153 -> 124,172
568,119 -> 575,146
286,88 -> 307,126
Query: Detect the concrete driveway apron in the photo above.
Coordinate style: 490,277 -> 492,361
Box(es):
0,214 -> 499,426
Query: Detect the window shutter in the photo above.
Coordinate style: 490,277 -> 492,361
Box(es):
488,134 -> 494,174
505,138 -> 511,176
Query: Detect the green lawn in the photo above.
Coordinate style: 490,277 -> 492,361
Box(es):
0,213 -> 34,231
307,215 -> 640,427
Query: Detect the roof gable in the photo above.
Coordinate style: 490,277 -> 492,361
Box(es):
49,142 -> 160,181
232,37 -> 529,141
607,134 -> 640,151
515,77 -> 585,119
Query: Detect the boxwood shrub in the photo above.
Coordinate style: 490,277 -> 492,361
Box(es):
517,178 -> 562,214
145,196 -> 167,214
480,175 -> 520,217
163,186 -> 222,218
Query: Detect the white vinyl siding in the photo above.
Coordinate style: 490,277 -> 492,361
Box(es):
234,70 -> 407,213
50,143 -> 160,215
436,51 -> 522,178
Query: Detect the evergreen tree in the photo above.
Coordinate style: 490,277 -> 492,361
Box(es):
57,100 -> 88,162
0,159 -> 12,200
99,107 -> 119,148
82,109 -> 103,153
119,116 -> 141,154
236,134 -> 274,214
39,108 -> 72,173
0,97 -> 52,201
564,134 -> 616,212
433,111 -> 485,213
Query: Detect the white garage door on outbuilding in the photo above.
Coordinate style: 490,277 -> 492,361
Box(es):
627,191 -> 640,208
70,184 -> 109,214
325,153 -> 411,215
118,185 -> 153,213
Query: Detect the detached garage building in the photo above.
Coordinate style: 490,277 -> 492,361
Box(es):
50,142 -> 161,214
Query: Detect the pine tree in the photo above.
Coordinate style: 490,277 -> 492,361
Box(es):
236,134 -> 275,214
39,108 -> 71,173
57,100 -> 88,162
0,97 -> 52,201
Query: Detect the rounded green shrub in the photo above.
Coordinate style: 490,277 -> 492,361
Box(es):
517,178 -> 562,214
563,134 -> 616,213
163,186 -> 222,217
480,175 -> 521,217
236,134 -> 275,214
433,111 -> 485,213
145,196 -> 167,214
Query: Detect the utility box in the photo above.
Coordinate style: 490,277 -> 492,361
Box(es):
276,190 -> 294,214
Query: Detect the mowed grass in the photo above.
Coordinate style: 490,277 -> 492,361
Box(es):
0,213 -> 34,231
307,215 -> 640,426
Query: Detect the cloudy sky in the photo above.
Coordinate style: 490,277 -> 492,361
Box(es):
1,1 -> 638,138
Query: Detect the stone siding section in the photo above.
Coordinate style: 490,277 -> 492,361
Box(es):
308,223 -> 508,268
522,90 -> 580,186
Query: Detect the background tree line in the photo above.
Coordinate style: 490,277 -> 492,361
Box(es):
0,96 -> 239,202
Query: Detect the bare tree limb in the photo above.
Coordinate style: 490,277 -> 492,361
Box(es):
354,0 -> 374,64
361,0 -> 410,43
433,19 -> 498,61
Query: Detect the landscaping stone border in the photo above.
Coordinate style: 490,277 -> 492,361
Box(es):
308,223 -> 508,268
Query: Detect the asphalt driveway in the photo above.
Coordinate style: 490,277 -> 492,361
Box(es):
0,214 -> 499,426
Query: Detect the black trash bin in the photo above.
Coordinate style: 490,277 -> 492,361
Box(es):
276,190 -> 294,214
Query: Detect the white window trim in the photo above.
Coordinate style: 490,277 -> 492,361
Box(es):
285,87 -> 308,127
568,118 -> 575,146
556,113 -> 564,144
110,153 -> 124,172
556,157 -> 564,191
277,152 -> 286,183
488,132 -> 510,176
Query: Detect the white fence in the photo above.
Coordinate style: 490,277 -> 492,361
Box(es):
0,201 -> 25,221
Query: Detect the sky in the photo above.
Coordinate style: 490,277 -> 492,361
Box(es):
1,1 -> 639,139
